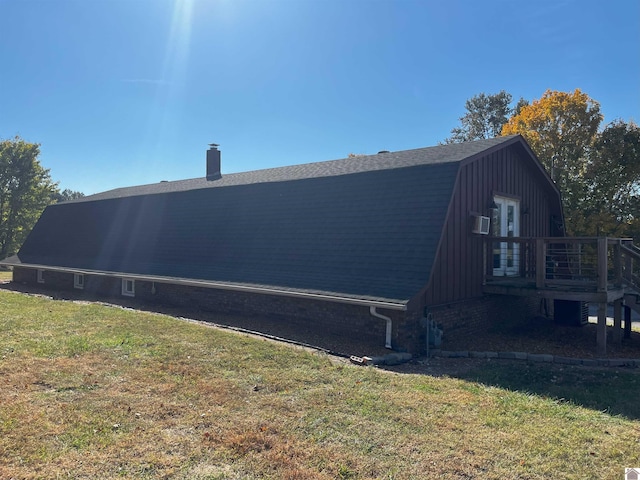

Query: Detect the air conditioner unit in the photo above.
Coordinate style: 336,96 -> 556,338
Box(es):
472,215 -> 491,235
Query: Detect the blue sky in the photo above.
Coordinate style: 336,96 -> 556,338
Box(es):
1,0 -> 638,195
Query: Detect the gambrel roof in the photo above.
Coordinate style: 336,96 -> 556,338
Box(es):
2,135 -> 539,308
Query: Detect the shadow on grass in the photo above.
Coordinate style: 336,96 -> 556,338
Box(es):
5,281 -> 640,420
455,361 -> 640,420
0,281 -> 390,358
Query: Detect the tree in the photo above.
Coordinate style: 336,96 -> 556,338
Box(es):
501,89 -> 603,235
54,188 -> 84,203
445,91 -> 521,143
583,120 -> 640,237
0,137 -> 58,257
513,97 -> 529,117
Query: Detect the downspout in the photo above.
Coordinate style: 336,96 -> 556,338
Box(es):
370,306 -> 393,349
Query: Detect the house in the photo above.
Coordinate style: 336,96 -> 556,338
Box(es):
1,135 -> 566,354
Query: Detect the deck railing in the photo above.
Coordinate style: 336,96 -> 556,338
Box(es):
483,237 -> 637,293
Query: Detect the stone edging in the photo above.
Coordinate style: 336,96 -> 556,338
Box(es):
430,350 -> 640,367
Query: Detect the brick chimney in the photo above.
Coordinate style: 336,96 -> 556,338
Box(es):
206,143 -> 221,181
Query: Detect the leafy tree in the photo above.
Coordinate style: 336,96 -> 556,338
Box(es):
583,120 -> 640,237
0,137 -> 58,257
54,188 -> 84,203
501,89 -> 603,235
513,97 -> 529,117
445,91 -> 521,143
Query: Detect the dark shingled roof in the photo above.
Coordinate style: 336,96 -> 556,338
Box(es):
5,136 -> 521,305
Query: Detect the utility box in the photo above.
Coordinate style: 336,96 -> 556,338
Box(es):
554,300 -> 588,326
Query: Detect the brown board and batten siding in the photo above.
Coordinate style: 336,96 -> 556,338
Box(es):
423,143 -> 562,307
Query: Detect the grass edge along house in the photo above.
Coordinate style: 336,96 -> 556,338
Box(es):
1,135 -> 568,354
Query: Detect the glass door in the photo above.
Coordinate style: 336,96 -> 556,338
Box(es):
492,196 -> 520,276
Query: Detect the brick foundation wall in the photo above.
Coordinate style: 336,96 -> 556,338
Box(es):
13,267 -> 547,354
426,295 -> 546,346
139,282 -> 420,351
13,267 -> 36,284
12,267 -> 421,353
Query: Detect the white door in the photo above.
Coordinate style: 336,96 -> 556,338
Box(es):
492,196 -> 520,276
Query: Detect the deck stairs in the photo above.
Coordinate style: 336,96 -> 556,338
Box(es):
621,243 -> 640,316
624,293 -> 640,316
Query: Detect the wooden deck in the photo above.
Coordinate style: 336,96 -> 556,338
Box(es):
483,278 -> 627,303
482,236 -> 640,355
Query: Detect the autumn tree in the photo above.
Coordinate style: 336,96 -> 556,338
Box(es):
445,91 -> 526,143
0,137 -> 58,257
501,89 -> 603,235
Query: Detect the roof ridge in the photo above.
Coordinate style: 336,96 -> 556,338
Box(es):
73,135 -> 520,203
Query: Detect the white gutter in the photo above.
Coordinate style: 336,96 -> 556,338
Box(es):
6,261 -> 408,311
369,306 -> 393,349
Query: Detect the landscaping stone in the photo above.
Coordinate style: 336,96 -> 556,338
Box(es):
469,351 -> 488,358
554,356 -> 582,365
429,349 -> 639,369
606,358 -> 630,367
384,352 -> 413,365
499,351 -> 528,360
581,359 -> 601,367
451,351 -> 469,358
439,351 -> 469,358
527,353 -> 554,363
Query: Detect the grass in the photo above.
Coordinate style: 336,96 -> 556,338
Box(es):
458,361 -> 640,418
1,290 -> 640,479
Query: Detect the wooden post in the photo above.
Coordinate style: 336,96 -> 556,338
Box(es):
614,242 -> 622,287
597,302 -> 607,356
613,298 -> 622,344
624,304 -> 632,340
536,239 -> 546,289
597,237 -> 608,292
623,242 -> 633,283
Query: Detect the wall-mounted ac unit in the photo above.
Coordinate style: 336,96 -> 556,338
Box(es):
472,215 -> 491,235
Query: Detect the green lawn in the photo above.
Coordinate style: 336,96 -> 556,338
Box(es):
1,289 -> 639,479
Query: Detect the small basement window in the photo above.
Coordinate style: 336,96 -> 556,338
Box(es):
121,278 -> 135,297
37,269 -> 45,284
74,274 -> 84,289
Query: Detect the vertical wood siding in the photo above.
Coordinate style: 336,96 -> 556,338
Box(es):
424,145 -> 561,306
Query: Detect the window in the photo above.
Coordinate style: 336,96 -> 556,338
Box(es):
74,274 -> 84,289
491,195 -> 520,276
121,278 -> 135,297
37,269 -> 45,284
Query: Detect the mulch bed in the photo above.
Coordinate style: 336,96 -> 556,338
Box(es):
441,315 -> 640,359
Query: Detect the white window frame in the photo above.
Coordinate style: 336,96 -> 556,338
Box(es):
74,273 -> 84,290
492,195 -> 520,277
37,269 -> 45,284
121,278 -> 135,297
